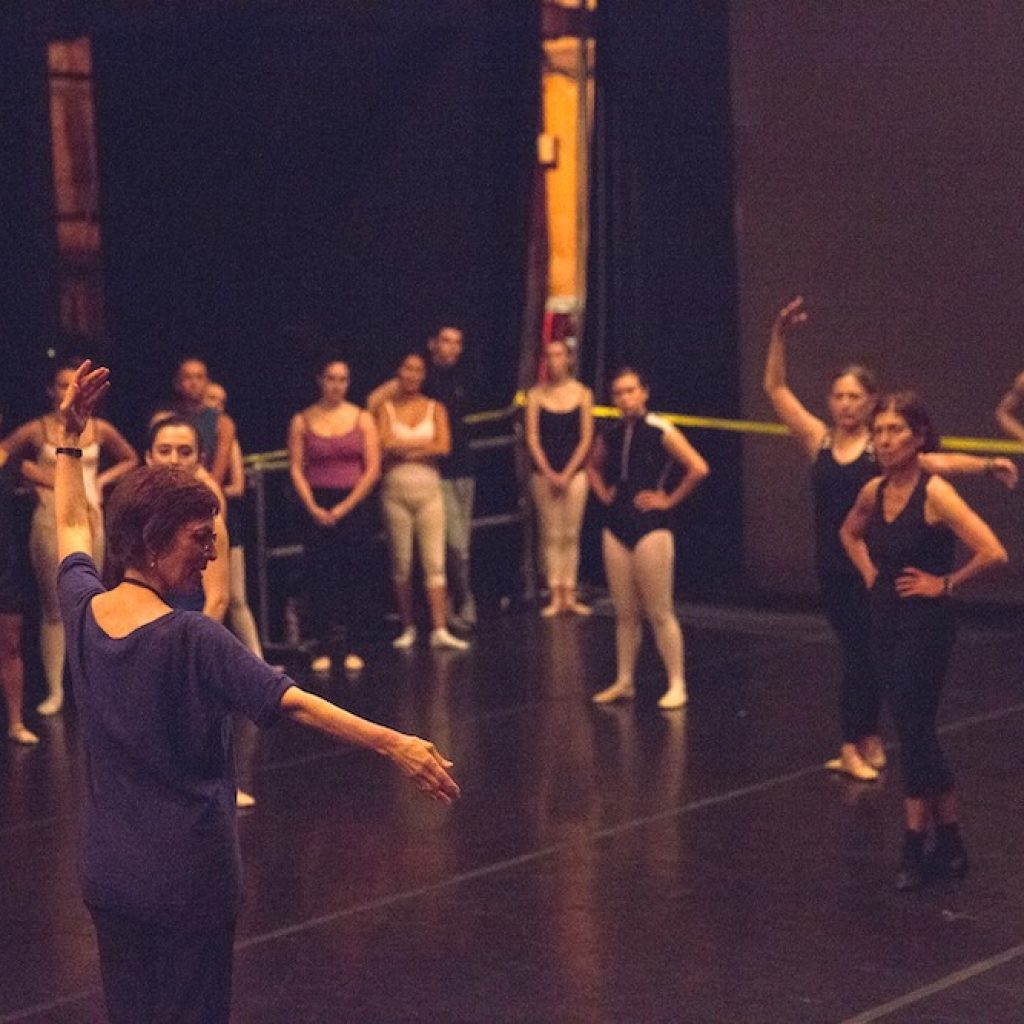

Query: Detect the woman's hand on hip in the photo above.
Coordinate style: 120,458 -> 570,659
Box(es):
895,567 -> 944,598
633,490 -> 671,512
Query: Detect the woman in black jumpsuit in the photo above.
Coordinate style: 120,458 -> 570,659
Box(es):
841,393 -> 1007,890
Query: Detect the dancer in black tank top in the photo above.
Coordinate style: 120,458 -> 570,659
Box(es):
525,340 -> 595,617
841,393 -> 1007,891
765,297 -> 1017,782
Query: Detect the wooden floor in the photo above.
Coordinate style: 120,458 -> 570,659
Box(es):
3,599 -> 1024,1023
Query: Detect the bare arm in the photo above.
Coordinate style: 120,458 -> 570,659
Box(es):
839,478 -> 881,589
524,389 -> 555,479
0,421 -> 51,489
586,434 -> 614,506
560,386 -> 595,480
221,439 -> 246,500
894,477 -> 1009,598
329,410 -> 381,522
995,372 -> 1024,442
763,296 -> 827,459
210,413 -> 236,486
288,412 -> 331,527
278,686 -> 460,805
366,377 -> 400,416
54,362 -> 111,562
95,419 -> 139,495
919,451 -> 1018,490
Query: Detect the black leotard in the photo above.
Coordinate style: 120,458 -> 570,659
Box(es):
537,406 -> 582,474
600,414 -> 675,549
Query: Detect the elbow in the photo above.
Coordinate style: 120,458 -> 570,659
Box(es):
990,543 -> 1010,568
693,460 -> 710,483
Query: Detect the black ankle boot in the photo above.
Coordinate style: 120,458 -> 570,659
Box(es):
929,823 -> 969,880
895,830 -> 928,892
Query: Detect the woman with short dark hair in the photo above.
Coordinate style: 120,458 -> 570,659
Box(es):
55,362 -> 459,1022
841,392 -> 1007,890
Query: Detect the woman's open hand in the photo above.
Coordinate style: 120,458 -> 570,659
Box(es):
990,457 -> 1019,490
772,295 -> 808,339
386,734 -> 461,805
59,360 -> 110,436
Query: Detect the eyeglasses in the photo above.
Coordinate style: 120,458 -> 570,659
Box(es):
191,529 -> 217,553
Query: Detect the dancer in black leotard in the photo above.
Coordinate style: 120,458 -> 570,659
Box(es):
766,297 -> 1017,781
587,368 -> 708,710
841,393 -> 1007,890
525,339 -> 594,617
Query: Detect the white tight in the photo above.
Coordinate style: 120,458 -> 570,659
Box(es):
30,503 -> 105,700
530,471 -> 588,589
227,545 -> 262,659
381,463 -> 446,588
602,528 -> 685,689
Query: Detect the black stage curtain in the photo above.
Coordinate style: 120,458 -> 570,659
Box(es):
583,1 -> 742,595
0,30 -> 60,428
84,3 -> 538,453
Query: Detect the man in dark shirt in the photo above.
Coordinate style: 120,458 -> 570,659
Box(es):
426,326 -> 477,628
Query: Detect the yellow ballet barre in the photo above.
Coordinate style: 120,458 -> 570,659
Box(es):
243,395 -> 1024,464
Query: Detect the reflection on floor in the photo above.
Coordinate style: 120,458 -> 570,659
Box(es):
3,603 -> 1024,1023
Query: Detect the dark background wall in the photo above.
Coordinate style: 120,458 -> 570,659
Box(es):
83,3 -> 537,453
0,31 -> 59,429
733,1 -> 1024,602
585,1 -> 741,597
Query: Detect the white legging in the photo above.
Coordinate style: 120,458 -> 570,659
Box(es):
602,528 -> 685,689
30,502 -> 105,699
531,471 -> 588,589
381,463 -> 446,588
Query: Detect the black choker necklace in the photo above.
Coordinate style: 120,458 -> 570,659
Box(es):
121,577 -> 168,603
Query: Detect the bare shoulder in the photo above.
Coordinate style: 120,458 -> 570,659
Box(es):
857,475 -> 884,505
925,473 -> 960,509
645,412 -> 674,434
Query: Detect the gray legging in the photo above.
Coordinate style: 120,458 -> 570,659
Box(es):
381,463 -> 446,587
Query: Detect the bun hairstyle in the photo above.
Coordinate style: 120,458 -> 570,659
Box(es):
831,363 -> 878,396
873,390 -> 940,453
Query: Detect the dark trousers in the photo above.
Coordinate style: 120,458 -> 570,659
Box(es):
871,596 -> 956,798
819,572 -> 880,743
89,906 -> 236,1024
304,488 -> 375,652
